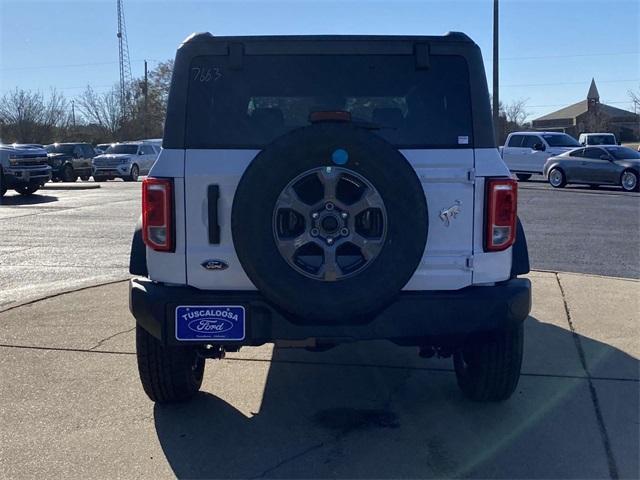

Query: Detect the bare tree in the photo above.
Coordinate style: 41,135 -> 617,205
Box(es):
629,86 -> 640,114
0,88 -> 68,143
75,85 -> 122,139
503,98 -> 529,126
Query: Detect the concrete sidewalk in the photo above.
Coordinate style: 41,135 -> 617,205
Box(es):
0,271 -> 638,479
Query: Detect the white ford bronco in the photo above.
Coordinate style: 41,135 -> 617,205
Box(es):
129,33 -> 531,404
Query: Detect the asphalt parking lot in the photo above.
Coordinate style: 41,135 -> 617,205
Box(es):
518,175 -> 640,279
0,182 -> 139,308
0,179 -> 639,478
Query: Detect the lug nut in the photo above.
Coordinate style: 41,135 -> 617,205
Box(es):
310,228 -> 319,237
340,228 -> 349,236
325,202 -> 335,211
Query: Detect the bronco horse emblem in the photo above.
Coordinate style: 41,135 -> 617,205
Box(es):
439,200 -> 462,227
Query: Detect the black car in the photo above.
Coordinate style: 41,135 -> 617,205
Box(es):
45,143 -> 95,182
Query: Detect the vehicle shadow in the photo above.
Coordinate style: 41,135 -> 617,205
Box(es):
154,316 -> 639,479
0,193 -> 58,205
519,178 -> 628,193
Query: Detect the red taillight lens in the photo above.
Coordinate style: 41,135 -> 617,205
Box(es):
142,178 -> 173,252
485,178 -> 517,251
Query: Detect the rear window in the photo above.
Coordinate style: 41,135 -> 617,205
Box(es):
507,135 -> 524,147
185,54 -> 473,148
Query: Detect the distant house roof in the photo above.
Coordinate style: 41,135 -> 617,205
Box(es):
533,79 -> 638,123
534,99 -> 637,122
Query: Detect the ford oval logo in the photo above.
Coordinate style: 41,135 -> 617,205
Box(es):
187,318 -> 234,333
201,259 -> 229,271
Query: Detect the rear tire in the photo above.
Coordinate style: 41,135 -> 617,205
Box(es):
0,171 -> 6,197
548,168 -> 566,188
453,323 -> 523,402
516,173 -> 532,181
620,169 -> 639,192
62,164 -> 77,183
125,164 -> 139,182
15,184 -> 39,196
135,325 -> 205,403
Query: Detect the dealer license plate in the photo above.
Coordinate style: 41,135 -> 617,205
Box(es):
175,305 -> 245,341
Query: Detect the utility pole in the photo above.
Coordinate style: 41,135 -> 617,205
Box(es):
143,60 -> 148,137
493,0 -> 500,144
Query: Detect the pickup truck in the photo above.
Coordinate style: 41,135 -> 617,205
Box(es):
500,131 -> 581,180
0,143 -> 52,197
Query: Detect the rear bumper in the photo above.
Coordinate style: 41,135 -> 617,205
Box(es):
129,277 -> 532,347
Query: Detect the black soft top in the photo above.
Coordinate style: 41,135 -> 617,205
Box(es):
164,33 -> 494,149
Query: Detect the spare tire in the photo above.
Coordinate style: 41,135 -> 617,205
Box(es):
232,123 -> 427,324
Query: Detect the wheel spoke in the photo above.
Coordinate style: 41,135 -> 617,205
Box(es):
349,188 -> 384,215
278,187 -> 312,217
350,232 -> 383,260
277,232 -> 313,261
317,167 -> 341,200
319,246 -> 340,281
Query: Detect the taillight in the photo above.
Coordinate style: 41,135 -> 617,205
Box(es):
485,178 -> 517,251
142,178 -> 174,252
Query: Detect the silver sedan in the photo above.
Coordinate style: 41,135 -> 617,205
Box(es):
543,146 -> 640,192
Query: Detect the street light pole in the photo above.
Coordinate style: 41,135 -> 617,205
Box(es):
493,0 -> 500,144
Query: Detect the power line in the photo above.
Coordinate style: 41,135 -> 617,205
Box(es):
0,59 -> 159,72
500,51 -> 639,61
503,78 -> 639,88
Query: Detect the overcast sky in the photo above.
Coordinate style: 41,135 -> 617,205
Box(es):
1,0 -> 638,120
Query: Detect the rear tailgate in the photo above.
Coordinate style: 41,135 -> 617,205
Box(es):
184,148 -> 474,291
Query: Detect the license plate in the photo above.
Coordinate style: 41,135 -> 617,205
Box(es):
175,305 -> 245,341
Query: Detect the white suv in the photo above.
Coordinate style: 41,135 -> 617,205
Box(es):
92,141 -> 159,182
129,33 -> 531,404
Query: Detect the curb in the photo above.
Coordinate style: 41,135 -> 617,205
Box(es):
530,269 -> 640,283
43,183 -> 101,190
0,278 -> 129,314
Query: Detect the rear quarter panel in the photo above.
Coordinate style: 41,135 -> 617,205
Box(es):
146,149 -> 187,284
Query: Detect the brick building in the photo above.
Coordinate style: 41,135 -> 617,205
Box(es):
532,79 -> 639,141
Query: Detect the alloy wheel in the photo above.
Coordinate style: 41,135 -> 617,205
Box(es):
621,171 -> 637,191
273,166 -> 387,281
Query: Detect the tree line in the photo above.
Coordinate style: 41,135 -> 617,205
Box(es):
0,60 -> 173,145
